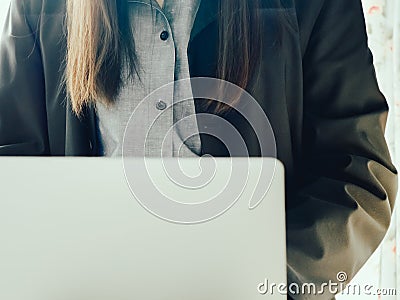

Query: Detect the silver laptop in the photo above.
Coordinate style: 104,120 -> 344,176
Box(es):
0,157 -> 286,300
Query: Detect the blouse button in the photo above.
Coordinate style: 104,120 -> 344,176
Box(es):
160,31 -> 169,41
156,100 -> 167,110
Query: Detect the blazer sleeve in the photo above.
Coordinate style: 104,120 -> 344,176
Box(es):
287,0 -> 398,299
0,0 -> 49,155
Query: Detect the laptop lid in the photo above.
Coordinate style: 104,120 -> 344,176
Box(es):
0,157 -> 286,300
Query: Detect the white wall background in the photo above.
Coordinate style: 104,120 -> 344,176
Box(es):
0,0 -> 399,298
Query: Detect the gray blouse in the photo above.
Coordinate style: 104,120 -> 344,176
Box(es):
96,0 -> 202,157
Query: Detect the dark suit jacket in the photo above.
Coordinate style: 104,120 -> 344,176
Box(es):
0,0 -> 398,299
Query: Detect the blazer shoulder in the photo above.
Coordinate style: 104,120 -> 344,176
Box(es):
17,0 -> 66,16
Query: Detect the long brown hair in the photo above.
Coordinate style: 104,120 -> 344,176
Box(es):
65,0 -> 261,115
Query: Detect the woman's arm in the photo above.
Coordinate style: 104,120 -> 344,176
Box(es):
0,0 -> 49,155
287,0 -> 398,299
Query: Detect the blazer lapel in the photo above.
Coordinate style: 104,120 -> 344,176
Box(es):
190,0 -> 219,43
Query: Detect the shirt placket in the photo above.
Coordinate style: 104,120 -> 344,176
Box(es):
144,7 -> 175,157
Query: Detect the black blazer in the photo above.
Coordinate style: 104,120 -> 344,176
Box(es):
0,0 -> 398,299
